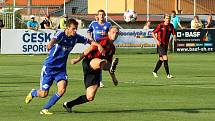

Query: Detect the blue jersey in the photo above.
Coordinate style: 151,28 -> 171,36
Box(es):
44,30 -> 88,72
27,21 -> 39,28
87,21 -> 111,41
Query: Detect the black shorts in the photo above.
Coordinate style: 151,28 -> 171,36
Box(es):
82,58 -> 101,88
157,46 -> 168,57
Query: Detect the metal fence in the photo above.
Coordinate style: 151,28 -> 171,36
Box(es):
0,0 -> 215,29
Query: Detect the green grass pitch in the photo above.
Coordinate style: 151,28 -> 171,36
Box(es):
0,50 -> 215,121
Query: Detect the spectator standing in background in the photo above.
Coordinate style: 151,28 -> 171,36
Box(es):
171,10 -> 183,30
27,15 -> 39,31
191,15 -> 203,30
40,14 -> 53,29
143,21 -> 151,29
59,14 -> 68,29
204,15 -> 215,28
204,15 -> 215,51
170,10 -> 183,51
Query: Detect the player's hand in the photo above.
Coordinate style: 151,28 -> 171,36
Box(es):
157,41 -> 160,47
98,45 -> 105,56
46,44 -> 52,51
71,58 -> 79,64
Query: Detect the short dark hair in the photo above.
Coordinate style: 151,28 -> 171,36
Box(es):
171,10 -> 176,14
66,18 -> 78,27
194,15 -> 199,20
97,9 -> 105,14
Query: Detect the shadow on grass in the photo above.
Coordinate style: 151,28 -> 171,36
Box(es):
0,81 -> 37,84
194,75 -> 215,77
73,108 -> 215,114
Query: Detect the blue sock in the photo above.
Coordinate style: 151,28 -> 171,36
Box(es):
31,89 -> 38,98
43,93 -> 61,109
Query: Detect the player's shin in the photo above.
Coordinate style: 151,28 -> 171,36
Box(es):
67,95 -> 89,108
153,60 -> 163,73
43,93 -> 61,109
164,60 -> 170,75
31,89 -> 38,98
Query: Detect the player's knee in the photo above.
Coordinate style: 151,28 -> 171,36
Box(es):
58,88 -> 66,96
159,58 -> 164,61
86,95 -> 95,101
40,91 -> 48,98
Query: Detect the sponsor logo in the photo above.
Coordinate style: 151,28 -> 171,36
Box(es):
204,43 -> 213,47
42,84 -> 49,89
186,43 -> 195,47
184,32 -> 200,37
177,43 -> 185,47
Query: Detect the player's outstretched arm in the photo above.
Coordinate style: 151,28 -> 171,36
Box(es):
71,45 -> 93,64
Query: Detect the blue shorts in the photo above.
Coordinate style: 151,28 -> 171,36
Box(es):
40,66 -> 68,91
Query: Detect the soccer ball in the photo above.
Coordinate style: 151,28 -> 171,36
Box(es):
123,10 -> 137,22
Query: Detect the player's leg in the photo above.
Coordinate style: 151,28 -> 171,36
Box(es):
110,58 -> 119,74
163,55 -> 173,78
63,58 -> 100,112
42,80 -> 67,108
100,71 -> 105,88
64,84 -> 98,113
41,72 -> 68,114
102,61 -> 119,86
152,47 -> 164,77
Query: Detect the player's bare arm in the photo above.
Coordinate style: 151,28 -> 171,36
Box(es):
71,45 -> 93,64
152,32 -> 160,46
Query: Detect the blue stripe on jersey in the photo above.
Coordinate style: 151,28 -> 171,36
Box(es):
44,31 -> 88,71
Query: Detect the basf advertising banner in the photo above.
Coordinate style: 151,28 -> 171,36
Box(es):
175,29 -> 215,52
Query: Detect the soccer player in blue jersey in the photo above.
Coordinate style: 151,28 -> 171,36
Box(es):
25,18 -> 103,115
87,9 -> 111,87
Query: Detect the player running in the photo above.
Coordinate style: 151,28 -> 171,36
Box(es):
87,9 -> 112,88
152,14 -> 176,78
25,18 -> 103,115
63,26 -> 119,112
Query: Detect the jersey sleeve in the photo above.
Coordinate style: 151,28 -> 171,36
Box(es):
52,31 -> 64,43
87,21 -> 94,33
27,21 -> 31,27
153,24 -> 161,33
106,22 -> 112,32
76,34 -> 88,45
